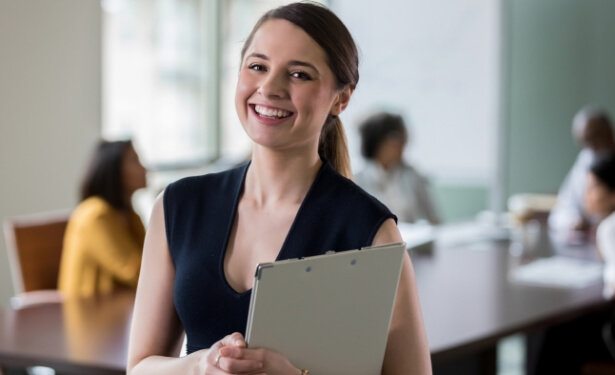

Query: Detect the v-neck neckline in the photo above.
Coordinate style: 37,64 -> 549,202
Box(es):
218,160 -> 328,296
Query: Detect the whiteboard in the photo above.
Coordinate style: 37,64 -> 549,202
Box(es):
332,0 -> 502,184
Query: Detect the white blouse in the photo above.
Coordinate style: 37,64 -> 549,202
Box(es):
354,160 -> 440,224
549,148 -> 601,231
597,211 -> 615,298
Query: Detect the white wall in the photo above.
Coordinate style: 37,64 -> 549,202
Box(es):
330,0 -> 503,221
332,0 -> 501,184
0,0 -> 101,306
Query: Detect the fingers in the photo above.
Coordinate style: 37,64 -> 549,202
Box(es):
220,346 -> 265,361
208,332 -> 245,364
219,332 -> 246,348
209,333 -> 262,374
207,335 -> 299,375
213,344 -> 301,375
216,356 -> 263,374
219,345 -> 243,358
218,347 -> 269,373
216,347 -> 263,373
223,347 -> 303,375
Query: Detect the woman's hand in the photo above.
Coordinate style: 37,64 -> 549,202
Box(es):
197,332 -> 264,374
214,333 -> 303,375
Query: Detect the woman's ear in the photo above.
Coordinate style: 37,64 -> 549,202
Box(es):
330,86 -> 354,116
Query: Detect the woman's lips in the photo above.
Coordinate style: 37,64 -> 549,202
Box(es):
250,104 -> 295,125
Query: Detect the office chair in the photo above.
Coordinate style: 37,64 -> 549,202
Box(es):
3,209 -> 71,309
2,210 -> 72,375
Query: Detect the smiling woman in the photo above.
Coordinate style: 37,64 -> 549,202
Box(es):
127,3 -> 431,375
235,18 -> 352,175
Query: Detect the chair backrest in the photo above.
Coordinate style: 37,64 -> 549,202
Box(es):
3,209 -> 71,294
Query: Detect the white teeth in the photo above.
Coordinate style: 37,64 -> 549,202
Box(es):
254,105 -> 291,118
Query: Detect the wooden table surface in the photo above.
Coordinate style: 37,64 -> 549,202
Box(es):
0,291 -> 134,375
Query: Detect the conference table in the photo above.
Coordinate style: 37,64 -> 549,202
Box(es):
413,222 -> 614,374
0,222 -> 613,375
0,291 -> 133,375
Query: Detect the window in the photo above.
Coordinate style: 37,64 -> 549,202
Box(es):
102,0 -> 324,170
103,0 -> 214,168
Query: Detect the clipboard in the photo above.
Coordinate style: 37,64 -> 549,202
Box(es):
245,242 -> 406,375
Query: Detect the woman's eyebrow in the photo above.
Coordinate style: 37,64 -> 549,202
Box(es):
246,53 -> 320,74
289,60 -> 320,75
247,52 -> 268,60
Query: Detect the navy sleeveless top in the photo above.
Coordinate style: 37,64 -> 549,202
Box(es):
163,160 -> 396,354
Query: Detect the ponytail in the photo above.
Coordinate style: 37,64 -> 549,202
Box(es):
319,116 -> 352,179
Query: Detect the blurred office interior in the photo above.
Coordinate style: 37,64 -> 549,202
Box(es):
2,0 -> 615,306
1,4 -> 614,373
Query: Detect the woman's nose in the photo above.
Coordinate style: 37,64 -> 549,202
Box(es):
259,72 -> 287,99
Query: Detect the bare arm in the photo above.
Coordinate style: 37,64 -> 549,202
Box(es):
127,193 -> 265,375
127,193 -> 194,374
373,218 -> 432,375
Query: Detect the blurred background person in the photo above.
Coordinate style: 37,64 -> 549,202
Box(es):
58,140 -> 147,298
549,107 -> 615,240
531,152 -> 615,375
584,152 -> 615,298
355,112 -> 440,225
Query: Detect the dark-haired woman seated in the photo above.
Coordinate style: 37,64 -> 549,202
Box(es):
355,112 -> 440,225
58,140 -> 147,298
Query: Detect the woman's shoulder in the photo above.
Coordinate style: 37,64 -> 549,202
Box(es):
65,197 -> 118,235
72,197 -> 115,218
306,161 -> 397,247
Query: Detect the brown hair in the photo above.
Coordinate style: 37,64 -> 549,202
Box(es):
81,139 -> 133,210
359,112 -> 408,159
240,1 -> 359,178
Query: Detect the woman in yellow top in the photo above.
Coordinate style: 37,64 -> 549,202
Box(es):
59,140 -> 147,298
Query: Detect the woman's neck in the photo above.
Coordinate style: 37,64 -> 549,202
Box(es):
245,148 -> 322,207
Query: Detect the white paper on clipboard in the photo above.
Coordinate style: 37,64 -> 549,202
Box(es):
245,242 -> 406,375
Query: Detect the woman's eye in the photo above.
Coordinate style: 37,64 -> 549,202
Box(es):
291,71 -> 312,81
248,63 -> 265,71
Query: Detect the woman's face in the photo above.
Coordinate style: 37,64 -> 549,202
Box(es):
375,133 -> 407,170
584,172 -> 615,216
121,145 -> 147,197
235,19 -> 350,154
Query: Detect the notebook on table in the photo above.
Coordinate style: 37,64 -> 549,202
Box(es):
245,242 -> 406,375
